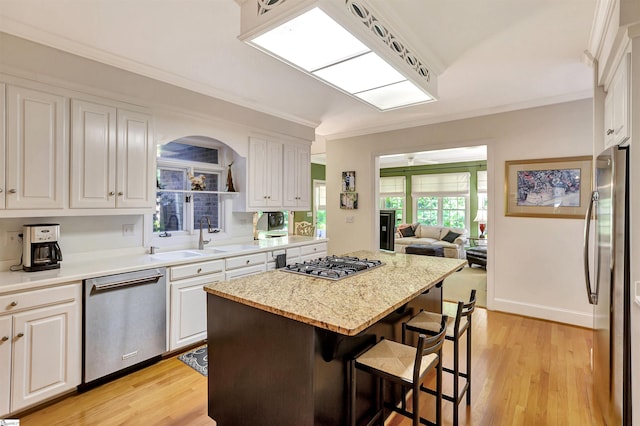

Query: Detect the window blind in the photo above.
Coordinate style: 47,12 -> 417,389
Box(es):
477,170 -> 487,193
411,172 -> 470,196
316,185 -> 326,210
380,176 -> 406,196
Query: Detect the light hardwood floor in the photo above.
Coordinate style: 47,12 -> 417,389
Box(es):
19,308 -> 601,426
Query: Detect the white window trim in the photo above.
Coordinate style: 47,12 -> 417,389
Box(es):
144,143 -> 233,250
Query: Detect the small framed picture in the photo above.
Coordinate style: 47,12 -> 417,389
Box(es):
340,192 -> 358,209
342,171 -> 356,192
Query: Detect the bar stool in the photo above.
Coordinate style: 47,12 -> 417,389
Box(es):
349,315 -> 448,426
402,290 -> 477,426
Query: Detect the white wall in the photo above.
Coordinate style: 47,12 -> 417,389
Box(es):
326,99 -> 594,327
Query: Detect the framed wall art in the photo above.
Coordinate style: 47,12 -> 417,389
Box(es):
505,156 -> 592,218
340,192 -> 358,209
342,171 -> 356,192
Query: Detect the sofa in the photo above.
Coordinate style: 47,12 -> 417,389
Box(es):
394,223 -> 467,259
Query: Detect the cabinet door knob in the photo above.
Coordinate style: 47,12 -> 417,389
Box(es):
0,188 -> 3,193
109,191 -> 115,196
1,336 -> 8,342
197,268 -> 202,273
10,301 -> 17,307
118,191 -> 124,196
8,189 -> 17,194
246,260 -> 250,264
16,332 -> 24,338
606,128 -> 614,135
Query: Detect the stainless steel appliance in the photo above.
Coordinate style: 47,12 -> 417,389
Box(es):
256,211 -> 285,231
22,223 -> 63,272
584,145 -> 630,424
282,255 -> 383,280
82,268 -> 166,387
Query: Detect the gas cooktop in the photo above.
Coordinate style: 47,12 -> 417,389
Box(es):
282,255 -> 384,280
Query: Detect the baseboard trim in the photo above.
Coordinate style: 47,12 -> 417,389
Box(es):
492,298 -> 593,328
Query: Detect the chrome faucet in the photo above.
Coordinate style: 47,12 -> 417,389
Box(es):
199,216 -> 213,250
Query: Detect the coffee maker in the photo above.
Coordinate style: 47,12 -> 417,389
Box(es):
23,224 -> 63,272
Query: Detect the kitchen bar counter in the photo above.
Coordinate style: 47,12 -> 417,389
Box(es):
204,250 -> 465,336
205,251 -> 466,426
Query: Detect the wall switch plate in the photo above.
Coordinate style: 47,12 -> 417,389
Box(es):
345,216 -> 354,223
122,224 -> 135,236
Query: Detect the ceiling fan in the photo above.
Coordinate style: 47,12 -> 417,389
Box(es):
406,155 -> 438,166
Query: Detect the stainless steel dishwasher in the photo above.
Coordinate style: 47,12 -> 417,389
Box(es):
82,267 -> 166,386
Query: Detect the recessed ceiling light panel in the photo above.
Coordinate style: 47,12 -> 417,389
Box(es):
250,8 -> 368,72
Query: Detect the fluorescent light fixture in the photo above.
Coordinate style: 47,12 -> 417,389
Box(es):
356,80 -> 432,110
313,52 -> 404,94
251,8 -> 368,72
245,4 -> 436,111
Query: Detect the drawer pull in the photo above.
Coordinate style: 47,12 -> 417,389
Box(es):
246,260 -> 250,264
16,333 -> 24,338
10,301 -> 17,307
1,336 -> 8,342
197,268 -> 202,273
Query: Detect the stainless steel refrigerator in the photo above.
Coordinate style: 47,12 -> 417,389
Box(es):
584,145 -> 631,424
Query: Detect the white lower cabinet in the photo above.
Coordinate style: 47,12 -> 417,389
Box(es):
300,242 -> 327,261
0,316 -> 11,416
225,253 -> 267,280
169,260 -> 224,351
0,283 -> 81,417
285,242 -> 328,265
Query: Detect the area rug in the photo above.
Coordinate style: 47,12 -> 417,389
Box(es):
178,345 -> 208,376
443,265 -> 487,308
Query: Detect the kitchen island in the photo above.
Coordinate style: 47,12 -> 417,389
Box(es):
205,250 -> 466,426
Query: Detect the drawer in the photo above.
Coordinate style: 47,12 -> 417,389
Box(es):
170,259 -> 224,281
225,264 -> 267,280
225,253 -> 266,270
0,283 -> 80,315
300,243 -> 327,256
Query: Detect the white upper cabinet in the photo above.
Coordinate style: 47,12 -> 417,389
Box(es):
236,136 -> 311,212
604,53 -> 630,148
0,84 -> 5,210
71,101 -> 154,209
5,85 -> 67,209
116,109 -> 155,208
70,99 -> 117,208
283,143 -> 310,209
247,137 -> 283,209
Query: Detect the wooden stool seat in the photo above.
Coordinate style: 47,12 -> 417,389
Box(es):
355,339 -> 439,383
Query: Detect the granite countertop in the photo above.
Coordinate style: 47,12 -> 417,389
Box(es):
0,236 -> 326,295
204,250 -> 467,336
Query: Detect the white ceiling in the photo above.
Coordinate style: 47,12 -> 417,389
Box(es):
0,0 -> 596,142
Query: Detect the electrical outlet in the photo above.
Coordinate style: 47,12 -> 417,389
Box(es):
122,224 -> 135,236
5,231 -> 22,251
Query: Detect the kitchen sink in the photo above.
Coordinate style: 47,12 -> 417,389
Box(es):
150,250 -> 206,260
